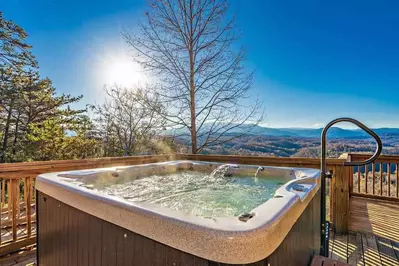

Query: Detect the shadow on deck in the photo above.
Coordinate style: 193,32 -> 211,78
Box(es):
329,196 -> 399,265
329,231 -> 399,266
349,196 -> 399,243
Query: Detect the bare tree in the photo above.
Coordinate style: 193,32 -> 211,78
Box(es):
123,0 -> 264,154
92,86 -> 166,156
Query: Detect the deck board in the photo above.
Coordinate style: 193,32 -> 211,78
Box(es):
377,236 -> 398,266
1,224 -> 36,244
362,234 -> 381,266
348,233 -> 365,265
333,234 -> 349,263
0,249 -> 36,266
392,241 -> 399,262
329,231 -> 399,266
349,197 -> 399,242
311,255 -> 349,266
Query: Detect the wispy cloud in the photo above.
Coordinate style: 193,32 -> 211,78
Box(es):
257,122 -> 269,128
312,123 -> 324,128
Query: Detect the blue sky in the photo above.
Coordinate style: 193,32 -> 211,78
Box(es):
2,0 -> 399,128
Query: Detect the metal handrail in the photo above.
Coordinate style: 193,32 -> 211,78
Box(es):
320,117 -> 383,257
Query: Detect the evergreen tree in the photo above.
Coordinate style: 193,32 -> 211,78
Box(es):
0,11 -> 36,69
0,12 -> 101,162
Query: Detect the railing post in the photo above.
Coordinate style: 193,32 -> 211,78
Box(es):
11,178 -> 18,242
332,154 -> 350,233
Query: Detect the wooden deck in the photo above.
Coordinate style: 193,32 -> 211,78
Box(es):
349,196 -> 399,243
312,255 -> 349,266
0,249 -> 36,266
331,196 -> 399,265
329,231 -> 399,265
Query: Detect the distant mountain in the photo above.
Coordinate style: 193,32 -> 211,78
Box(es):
374,128 -> 399,137
164,123 -> 399,139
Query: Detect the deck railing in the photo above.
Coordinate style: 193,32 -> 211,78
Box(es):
0,176 -> 36,256
0,154 -> 183,256
1,153 -> 397,256
348,153 -> 399,201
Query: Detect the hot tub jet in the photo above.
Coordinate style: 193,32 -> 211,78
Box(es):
254,166 -> 265,180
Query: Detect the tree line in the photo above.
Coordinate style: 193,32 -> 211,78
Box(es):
0,0 -> 263,162
0,12 -> 97,162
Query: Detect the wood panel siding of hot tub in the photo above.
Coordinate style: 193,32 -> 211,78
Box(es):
37,190 -> 320,266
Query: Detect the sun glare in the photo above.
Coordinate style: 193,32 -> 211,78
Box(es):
102,56 -> 146,87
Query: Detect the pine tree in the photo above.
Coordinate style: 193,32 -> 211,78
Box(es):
0,12 -> 103,162
0,11 -> 36,69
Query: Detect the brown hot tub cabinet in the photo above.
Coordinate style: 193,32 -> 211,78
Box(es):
36,161 -> 321,266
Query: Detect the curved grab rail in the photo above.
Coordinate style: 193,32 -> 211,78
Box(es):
322,118 -> 382,167
319,117 -> 382,257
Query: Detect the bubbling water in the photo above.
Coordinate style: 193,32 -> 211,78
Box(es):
210,164 -> 239,179
98,170 -> 284,218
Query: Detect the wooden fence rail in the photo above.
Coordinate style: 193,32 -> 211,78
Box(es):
0,176 -> 36,256
348,153 -> 399,202
0,154 -> 183,256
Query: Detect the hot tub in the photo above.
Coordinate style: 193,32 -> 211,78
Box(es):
36,160 -> 321,265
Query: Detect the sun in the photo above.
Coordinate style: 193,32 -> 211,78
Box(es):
102,56 -> 146,87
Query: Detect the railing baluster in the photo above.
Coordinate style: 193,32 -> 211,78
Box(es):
11,179 -> 17,242
387,163 -> 391,197
372,163 -> 375,195
357,166 -> 362,193
0,179 -> 2,245
25,177 -> 32,238
349,166 -> 354,193
1,179 -> 5,209
16,181 -> 20,218
32,179 -> 36,216
396,163 -> 398,198
351,158 -> 399,199
380,163 -> 383,196
8,180 -> 12,221
365,164 -> 368,194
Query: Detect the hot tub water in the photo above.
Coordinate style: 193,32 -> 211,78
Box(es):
96,164 -> 285,218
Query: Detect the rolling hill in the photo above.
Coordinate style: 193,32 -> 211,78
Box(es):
165,123 -> 399,139
165,124 -> 399,157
